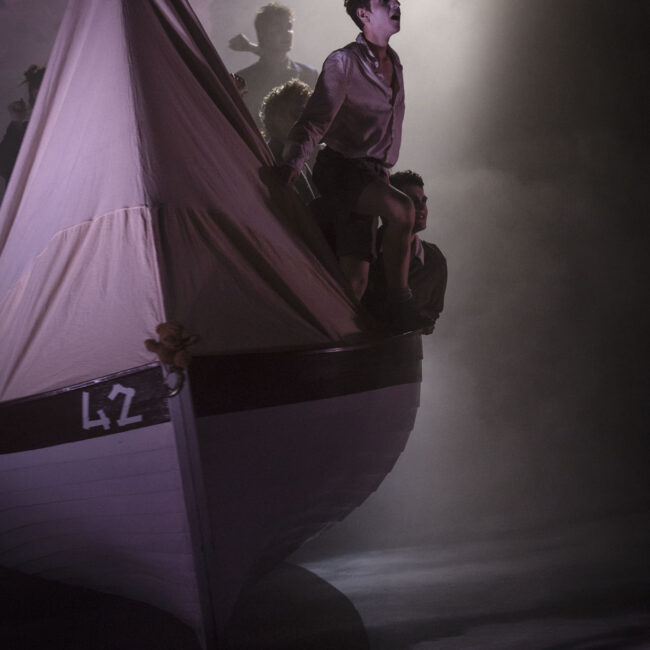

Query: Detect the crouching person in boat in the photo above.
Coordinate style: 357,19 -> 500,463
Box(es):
260,79 -> 317,206
364,170 -> 447,335
276,0 -> 434,334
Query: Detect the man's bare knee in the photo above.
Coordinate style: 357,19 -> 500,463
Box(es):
383,193 -> 414,232
355,181 -> 414,230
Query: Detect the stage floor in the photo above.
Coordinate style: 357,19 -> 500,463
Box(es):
2,512 -> 648,649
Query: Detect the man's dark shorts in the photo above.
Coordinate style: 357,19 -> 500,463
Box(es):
312,146 -> 389,262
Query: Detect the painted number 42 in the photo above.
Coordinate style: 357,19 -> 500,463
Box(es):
82,383 -> 143,432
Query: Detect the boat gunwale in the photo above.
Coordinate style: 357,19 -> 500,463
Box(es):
0,332 -> 421,408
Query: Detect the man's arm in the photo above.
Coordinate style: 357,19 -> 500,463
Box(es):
281,50 -> 349,174
228,33 -> 260,55
419,246 -> 448,331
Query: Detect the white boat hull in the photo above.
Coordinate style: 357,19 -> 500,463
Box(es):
1,333 -> 422,647
0,422 -> 202,627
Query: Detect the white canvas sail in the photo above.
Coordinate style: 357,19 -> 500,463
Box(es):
0,0 -> 362,402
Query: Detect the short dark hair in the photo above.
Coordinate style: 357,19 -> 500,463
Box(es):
390,170 -> 424,191
344,0 -> 371,30
254,3 -> 294,38
260,79 -> 312,140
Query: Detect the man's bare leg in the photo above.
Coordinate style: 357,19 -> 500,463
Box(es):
355,179 -> 413,292
351,179 -> 434,331
339,256 -> 370,301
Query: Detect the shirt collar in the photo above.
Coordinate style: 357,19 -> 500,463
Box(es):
356,32 -> 373,56
411,235 -> 425,265
355,33 -> 400,70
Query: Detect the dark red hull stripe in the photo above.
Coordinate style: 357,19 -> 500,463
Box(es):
0,333 -> 422,454
0,365 -> 170,455
189,332 -> 423,418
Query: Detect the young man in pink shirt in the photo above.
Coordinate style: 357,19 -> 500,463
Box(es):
278,0 -> 434,333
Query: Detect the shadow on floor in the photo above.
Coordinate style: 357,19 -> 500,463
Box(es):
0,566 -> 201,650
1,562 -> 369,650
228,562 -> 370,649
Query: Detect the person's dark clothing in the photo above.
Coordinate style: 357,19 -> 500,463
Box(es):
406,238 -> 447,320
236,58 -> 318,130
365,230 -> 447,325
311,146 -> 384,261
0,121 -> 28,182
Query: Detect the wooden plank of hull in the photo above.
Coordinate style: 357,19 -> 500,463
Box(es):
0,423 -> 203,629
0,332 -> 423,648
182,332 -> 423,640
193,382 -> 421,638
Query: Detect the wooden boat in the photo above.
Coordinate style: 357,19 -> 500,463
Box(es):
1,335 -> 421,646
0,1 -> 423,647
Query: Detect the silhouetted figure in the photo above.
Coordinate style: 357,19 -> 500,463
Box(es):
0,65 -> 45,184
232,4 -> 318,130
365,170 -> 447,334
278,0 -> 433,333
260,79 -> 316,205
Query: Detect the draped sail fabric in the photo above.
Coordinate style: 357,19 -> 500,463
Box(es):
0,0 -> 363,402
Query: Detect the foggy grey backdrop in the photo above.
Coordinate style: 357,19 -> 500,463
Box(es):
1,0 -> 647,562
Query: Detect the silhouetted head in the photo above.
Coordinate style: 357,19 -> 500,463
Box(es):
390,170 -> 428,234
260,79 -> 312,141
255,3 -> 295,58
